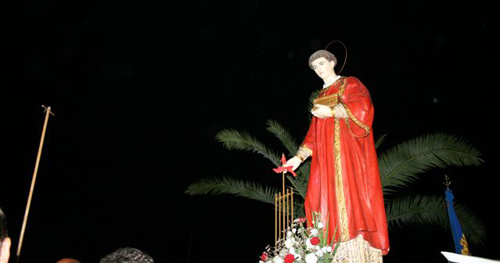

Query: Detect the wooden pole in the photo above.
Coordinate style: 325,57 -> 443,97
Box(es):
287,189 -> 290,229
278,194 -> 283,243
282,171 -> 285,235
290,190 -> 294,224
16,106 -> 54,262
285,189 -> 289,230
274,178 -> 277,245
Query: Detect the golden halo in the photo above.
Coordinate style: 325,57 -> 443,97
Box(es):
325,40 -> 348,74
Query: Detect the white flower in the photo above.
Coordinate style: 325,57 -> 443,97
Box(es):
306,239 -> 316,250
285,239 -> 294,248
317,222 -> 324,229
305,253 -> 318,263
292,228 -> 297,234
310,229 -> 318,236
315,249 -> 324,258
289,247 -> 296,255
287,231 -> 293,238
324,246 -> 332,253
273,256 -> 283,263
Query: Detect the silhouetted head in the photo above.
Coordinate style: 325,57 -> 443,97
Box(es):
100,247 -> 153,263
0,208 -> 11,263
56,258 -> 81,263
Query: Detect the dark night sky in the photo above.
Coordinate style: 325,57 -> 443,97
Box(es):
2,0 -> 498,262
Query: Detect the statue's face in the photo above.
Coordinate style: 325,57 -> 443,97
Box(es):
311,57 -> 336,80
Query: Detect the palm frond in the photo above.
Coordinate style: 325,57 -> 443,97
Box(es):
285,174 -> 308,200
453,201 -> 487,245
308,89 -> 321,111
379,133 -> 483,193
287,161 -> 311,199
185,176 -> 307,218
185,176 -> 277,205
386,194 -> 449,229
375,134 -> 387,150
385,194 -> 485,245
306,90 -> 321,122
216,129 -> 280,166
266,119 -> 299,155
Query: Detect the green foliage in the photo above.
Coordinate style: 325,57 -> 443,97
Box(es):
186,119 -> 486,246
374,134 -> 387,149
215,129 -> 280,167
185,176 -> 277,205
385,194 -> 485,245
308,89 -> 321,111
386,194 -> 449,229
265,119 -> 298,155
379,133 -> 483,194
452,201 -> 487,245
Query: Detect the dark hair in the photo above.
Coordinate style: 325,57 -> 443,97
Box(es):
0,208 -> 7,244
100,247 -> 154,263
308,50 -> 337,69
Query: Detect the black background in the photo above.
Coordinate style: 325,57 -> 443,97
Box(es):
2,0 -> 498,262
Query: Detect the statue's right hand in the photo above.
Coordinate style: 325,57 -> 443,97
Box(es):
285,156 -> 302,171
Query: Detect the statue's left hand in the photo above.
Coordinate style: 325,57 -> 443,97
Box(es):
332,104 -> 348,119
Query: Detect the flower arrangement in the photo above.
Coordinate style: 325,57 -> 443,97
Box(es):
259,213 -> 338,263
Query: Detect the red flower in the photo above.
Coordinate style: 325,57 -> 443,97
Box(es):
310,237 -> 320,245
295,217 -> 307,224
284,254 -> 295,263
273,154 -> 297,177
260,252 -> 268,261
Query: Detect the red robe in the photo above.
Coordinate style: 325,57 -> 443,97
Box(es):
301,76 -> 389,255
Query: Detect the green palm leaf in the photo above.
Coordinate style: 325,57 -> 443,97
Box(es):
285,160 -> 311,199
216,129 -> 280,166
385,194 -> 485,245
452,201 -> 487,246
266,119 -> 298,155
387,194 -> 450,228
308,89 -> 321,111
375,134 -> 387,149
185,176 -> 277,205
305,90 -> 321,122
283,174 -> 307,200
185,176 -> 307,218
379,133 -> 483,193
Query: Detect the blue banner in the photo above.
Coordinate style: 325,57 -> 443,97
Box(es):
445,189 -> 470,255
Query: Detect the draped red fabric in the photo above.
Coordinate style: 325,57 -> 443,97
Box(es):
301,76 -> 390,255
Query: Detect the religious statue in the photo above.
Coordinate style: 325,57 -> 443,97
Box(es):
286,49 -> 390,262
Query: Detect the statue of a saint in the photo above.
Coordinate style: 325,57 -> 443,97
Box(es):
286,49 -> 390,262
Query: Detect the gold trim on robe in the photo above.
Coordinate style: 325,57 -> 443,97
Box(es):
334,118 -> 350,241
335,77 -> 370,137
344,106 -> 371,137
